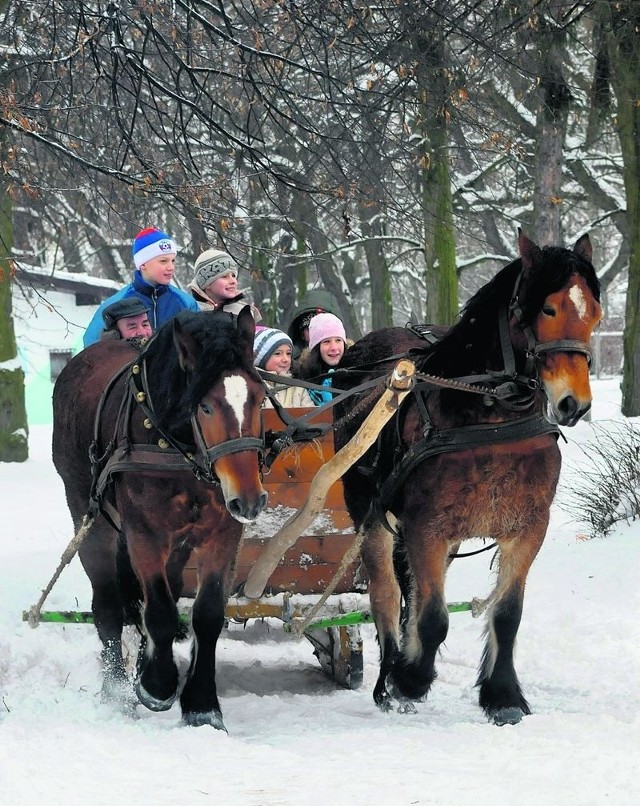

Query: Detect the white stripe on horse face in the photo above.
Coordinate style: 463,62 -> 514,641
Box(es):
224,375 -> 249,435
568,282 -> 588,322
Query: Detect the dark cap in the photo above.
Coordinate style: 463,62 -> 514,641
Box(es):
102,297 -> 151,330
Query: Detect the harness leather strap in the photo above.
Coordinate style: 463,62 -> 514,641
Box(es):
375,414 -> 561,530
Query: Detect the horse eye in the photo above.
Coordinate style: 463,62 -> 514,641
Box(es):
199,401 -> 213,416
542,305 -> 556,317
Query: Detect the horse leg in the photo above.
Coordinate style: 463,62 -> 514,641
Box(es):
123,532 -> 181,712
477,528 -> 546,725
361,517 -> 402,711
179,531 -> 241,730
77,517 -> 132,706
390,530 -> 450,705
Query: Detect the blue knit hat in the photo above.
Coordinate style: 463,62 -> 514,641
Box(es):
132,228 -> 177,269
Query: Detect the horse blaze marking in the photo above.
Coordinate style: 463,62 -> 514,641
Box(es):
224,375 -> 249,434
568,283 -> 588,322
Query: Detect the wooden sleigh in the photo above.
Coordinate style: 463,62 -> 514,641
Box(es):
184,358 -> 471,689
27,358 -> 470,690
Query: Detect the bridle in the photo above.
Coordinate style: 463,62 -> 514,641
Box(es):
88,354 -> 265,524
507,270 -> 594,381
128,356 -> 265,483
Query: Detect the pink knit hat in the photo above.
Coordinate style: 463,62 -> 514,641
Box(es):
308,312 -> 346,352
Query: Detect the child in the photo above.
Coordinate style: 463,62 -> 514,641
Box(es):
297,313 -> 347,405
83,228 -> 198,347
187,248 -> 261,321
286,289 -> 340,359
253,327 -> 314,408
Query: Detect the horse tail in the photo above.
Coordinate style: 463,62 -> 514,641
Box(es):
116,534 -> 144,633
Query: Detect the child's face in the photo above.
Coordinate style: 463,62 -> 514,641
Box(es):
140,254 -> 176,285
319,337 -> 344,366
265,345 -> 292,375
205,270 -> 238,302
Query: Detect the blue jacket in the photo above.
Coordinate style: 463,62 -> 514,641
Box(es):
83,270 -> 199,347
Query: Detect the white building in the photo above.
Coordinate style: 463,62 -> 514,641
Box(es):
13,266 -> 120,425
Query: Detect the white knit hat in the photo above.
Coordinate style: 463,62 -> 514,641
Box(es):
253,327 -> 293,369
308,313 -> 346,352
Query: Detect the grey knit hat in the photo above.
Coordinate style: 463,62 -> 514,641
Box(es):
192,249 -> 237,289
253,327 -> 293,369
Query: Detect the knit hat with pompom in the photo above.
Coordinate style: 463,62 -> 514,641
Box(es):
132,228 -> 177,269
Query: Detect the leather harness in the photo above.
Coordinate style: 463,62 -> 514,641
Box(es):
88,354 -> 264,531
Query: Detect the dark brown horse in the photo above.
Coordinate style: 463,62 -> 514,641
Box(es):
334,233 -> 602,725
52,307 -> 267,729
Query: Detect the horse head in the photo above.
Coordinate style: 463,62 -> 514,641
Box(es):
171,307 -> 268,522
514,231 -> 602,426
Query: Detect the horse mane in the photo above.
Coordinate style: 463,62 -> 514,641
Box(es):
141,309 -> 257,431
423,245 -> 601,377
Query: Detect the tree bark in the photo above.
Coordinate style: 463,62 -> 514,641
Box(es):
0,132 -> 29,462
604,4 -> 640,415
531,8 -> 572,245
358,198 -> 393,329
409,5 -> 458,325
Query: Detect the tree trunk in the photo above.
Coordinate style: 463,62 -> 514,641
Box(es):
422,130 -> 457,325
604,4 -> 640,415
532,7 -> 572,245
410,7 -> 458,325
289,190 -> 361,340
0,133 -> 29,462
357,199 -> 392,329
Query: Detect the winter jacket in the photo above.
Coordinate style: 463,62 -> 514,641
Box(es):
83,270 -> 199,347
262,374 -> 314,409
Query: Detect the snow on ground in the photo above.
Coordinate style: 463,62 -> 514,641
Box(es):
1,378 -> 638,805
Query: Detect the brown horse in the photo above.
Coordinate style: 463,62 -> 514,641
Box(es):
52,307 -> 267,729
334,233 -> 602,725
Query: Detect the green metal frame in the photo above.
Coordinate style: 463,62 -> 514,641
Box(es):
23,600 -> 472,632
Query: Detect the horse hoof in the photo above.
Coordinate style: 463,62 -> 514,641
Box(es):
135,680 -> 178,712
375,695 -> 394,713
101,676 -> 138,713
396,699 -> 418,715
491,707 -> 525,726
182,711 -> 227,732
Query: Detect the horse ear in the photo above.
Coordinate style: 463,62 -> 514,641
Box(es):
173,317 -> 199,373
518,229 -> 542,273
236,306 -> 256,363
573,233 -> 593,263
